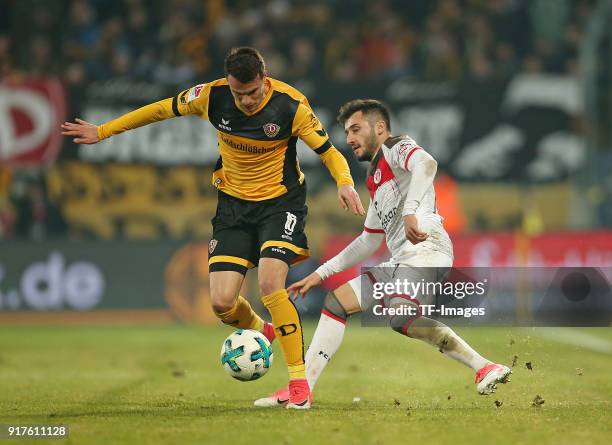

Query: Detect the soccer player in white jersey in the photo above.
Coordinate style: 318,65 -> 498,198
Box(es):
255,99 -> 511,409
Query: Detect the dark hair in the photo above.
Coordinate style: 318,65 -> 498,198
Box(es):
224,47 -> 266,83
337,99 -> 391,132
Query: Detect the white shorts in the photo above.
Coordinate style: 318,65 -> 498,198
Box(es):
348,248 -> 453,309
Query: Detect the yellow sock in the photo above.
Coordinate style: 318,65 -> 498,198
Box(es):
214,296 -> 264,332
261,289 -> 305,380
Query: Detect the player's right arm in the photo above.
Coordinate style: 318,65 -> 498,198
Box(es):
387,137 -> 438,244
288,201 -> 384,298
61,83 -> 211,144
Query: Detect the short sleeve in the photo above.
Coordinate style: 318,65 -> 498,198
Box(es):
174,83 -> 211,119
292,102 -> 331,154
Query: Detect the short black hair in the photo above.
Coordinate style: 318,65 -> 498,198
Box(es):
224,47 -> 266,83
337,99 -> 391,132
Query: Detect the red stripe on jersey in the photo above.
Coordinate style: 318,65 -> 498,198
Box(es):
321,309 -> 346,324
366,154 -> 395,198
364,226 -> 385,234
403,147 -> 422,170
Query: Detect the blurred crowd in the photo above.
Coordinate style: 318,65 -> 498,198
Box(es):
0,0 -> 604,240
0,0 -> 595,87
0,168 -> 68,240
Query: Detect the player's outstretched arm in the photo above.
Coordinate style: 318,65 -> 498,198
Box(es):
400,147 -> 438,244
61,118 -> 100,144
289,228 -> 383,299
62,97 -> 182,144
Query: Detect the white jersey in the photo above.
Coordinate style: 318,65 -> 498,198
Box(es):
363,135 -> 453,263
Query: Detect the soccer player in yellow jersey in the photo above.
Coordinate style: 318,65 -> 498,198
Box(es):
62,47 -> 364,409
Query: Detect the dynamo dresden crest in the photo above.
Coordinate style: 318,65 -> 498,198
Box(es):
263,122 -> 280,138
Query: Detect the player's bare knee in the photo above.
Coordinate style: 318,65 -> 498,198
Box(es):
209,271 -> 243,314
210,292 -> 237,314
258,258 -> 288,296
330,283 -> 361,315
211,300 -> 234,314
258,278 -> 284,296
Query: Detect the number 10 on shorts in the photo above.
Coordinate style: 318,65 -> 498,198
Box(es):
284,212 -> 297,235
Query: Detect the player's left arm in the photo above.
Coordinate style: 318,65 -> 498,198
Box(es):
390,139 -> 438,244
293,102 -> 364,216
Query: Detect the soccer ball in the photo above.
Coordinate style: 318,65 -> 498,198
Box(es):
220,329 -> 273,381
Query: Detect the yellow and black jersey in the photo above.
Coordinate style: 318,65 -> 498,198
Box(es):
97,77 -> 354,201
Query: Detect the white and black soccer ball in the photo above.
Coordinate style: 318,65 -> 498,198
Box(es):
220,329 -> 274,381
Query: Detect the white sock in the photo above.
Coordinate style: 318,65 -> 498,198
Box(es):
405,317 -> 490,371
305,311 -> 346,391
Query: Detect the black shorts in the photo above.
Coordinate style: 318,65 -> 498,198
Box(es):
208,185 -> 309,274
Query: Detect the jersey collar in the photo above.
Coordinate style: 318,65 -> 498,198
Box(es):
367,147 -> 384,177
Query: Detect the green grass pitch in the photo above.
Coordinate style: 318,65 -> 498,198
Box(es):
1,322 -> 611,444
